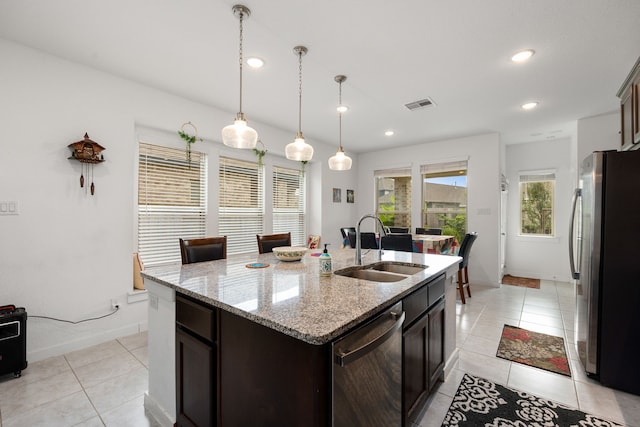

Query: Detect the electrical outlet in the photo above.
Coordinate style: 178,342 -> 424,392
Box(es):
111,299 -> 120,310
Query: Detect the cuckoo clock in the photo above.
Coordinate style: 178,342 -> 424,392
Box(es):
67,132 -> 105,195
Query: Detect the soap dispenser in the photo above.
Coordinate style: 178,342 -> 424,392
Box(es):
319,244 -> 332,277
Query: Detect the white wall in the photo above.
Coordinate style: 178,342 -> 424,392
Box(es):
576,111 -> 620,165
0,38 -> 357,361
505,138 -> 573,281
357,133 -> 502,287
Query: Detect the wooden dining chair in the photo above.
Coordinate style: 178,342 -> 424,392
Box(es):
456,232 -> 478,304
256,232 -> 291,254
380,233 -> 414,252
179,236 -> 227,264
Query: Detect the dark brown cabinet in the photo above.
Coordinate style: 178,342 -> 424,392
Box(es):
176,295 -> 218,427
618,57 -> 640,150
402,274 -> 445,426
173,273 -> 447,427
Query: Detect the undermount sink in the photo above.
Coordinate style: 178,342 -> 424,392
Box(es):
334,261 -> 427,283
368,262 -> 426,275
336,269 -> 407,283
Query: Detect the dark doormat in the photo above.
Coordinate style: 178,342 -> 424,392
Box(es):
441,373 -> 622,426
501,274 -> 540,289
496,324 -> 571,376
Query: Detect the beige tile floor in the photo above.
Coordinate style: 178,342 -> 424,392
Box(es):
0,331 -> 156,427
1,280 -> 639,426
414,280 -> 640,427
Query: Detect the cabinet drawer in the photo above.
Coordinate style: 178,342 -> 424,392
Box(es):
176,294 -> 216,342
404,285 -> 428,327
428,275 -> 445,306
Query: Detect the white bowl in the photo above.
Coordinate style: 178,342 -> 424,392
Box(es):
272,246 -> 308,262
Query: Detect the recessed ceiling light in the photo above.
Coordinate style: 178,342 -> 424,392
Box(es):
385,130 -> 395,136
247,57 -> 264,68
521,101 -> 539,110
511,49 -> 535,62
336,105 -> 349,113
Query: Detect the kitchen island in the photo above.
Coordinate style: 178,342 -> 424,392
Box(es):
142,247 -> 460,426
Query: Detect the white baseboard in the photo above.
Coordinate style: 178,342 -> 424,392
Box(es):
444,347 -> 460,379
27,322 -> 147,362
144,392 -> 175,427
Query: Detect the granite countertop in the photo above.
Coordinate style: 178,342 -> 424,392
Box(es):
142,247 -> 460,345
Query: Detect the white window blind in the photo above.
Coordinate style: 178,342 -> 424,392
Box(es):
138,142 -> 207,266
273,166 -> 305,246
219,156 -> 264,254
420,160 -> 468,175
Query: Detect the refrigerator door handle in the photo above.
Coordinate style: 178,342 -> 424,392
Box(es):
569,188 -> 581,280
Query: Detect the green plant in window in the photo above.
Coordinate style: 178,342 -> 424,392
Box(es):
178,121 -> 202,166
252,140 -> 268,167
438,213 -> 466,246
521,182 -> 553,235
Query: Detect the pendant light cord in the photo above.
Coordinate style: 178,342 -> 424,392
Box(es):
297,49 -> 303,135
338,79 -> 343,150
238,10 -> 244,115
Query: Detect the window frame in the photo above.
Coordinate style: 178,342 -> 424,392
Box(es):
272,165 -> 306,246
137,141 -> 207,266
518,170 -> 556,237
219,155 -> 265,255
374,168 -> 412,228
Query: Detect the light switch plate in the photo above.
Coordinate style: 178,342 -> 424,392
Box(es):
0,201 -> 19,215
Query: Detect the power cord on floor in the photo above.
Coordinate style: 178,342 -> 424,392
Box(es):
29,306 -> 119,324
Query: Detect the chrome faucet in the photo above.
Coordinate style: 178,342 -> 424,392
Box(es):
355,214 -> 387,265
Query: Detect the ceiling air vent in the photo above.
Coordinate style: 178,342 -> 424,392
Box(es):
404,97 -> 436,111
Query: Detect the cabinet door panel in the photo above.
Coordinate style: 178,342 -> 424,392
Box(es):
403,315 -> 428,424
428,300 -> 445,390
621,88 -> 634,149
176,328 -> 214,427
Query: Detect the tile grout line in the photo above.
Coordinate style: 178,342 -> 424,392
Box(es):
63,354 -> 107,427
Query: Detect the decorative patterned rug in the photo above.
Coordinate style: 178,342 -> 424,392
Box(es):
501,274 -> 540,289
496,325 -> 571,376
441,373 -> 622,427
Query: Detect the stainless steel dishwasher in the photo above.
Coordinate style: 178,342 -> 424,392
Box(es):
332,301 -> 405,427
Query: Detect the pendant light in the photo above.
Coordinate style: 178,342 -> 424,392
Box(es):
328,75 -> 353,171
285,46 -> 314,161
221,4 -> 258,149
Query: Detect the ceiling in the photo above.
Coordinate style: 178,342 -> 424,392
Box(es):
1,0 -> 639,153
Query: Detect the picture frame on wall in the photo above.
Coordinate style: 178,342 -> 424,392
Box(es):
333,188 -> 342,203
347,189 -> 354,203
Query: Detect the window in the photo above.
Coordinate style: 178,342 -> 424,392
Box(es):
219,157 -> 264,254
375,168 -> 411,228
519,171 -> 555,236
273,166 -> 306,246
138,142 -> 207,266
421,161 -> 467,244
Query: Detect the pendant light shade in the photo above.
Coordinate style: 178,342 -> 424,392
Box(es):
222,114 -> 258,149
328,75 -> 352,170
222,5 -> 258,149
285,46 -> 314,161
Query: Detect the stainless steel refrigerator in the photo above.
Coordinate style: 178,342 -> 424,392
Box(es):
569,149 -> 640,396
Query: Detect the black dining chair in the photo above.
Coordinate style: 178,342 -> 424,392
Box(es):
388,227 -> 409,234
380,233 -> 414,252
416,227 -> 443,235
347,231 -> 379,249
456,232 -> 478,304
179,236 -> 227,264
340,227 -> 356,239
257,232 -> 292,254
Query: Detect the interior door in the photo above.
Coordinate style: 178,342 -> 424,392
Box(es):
499,190 -> 508,278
